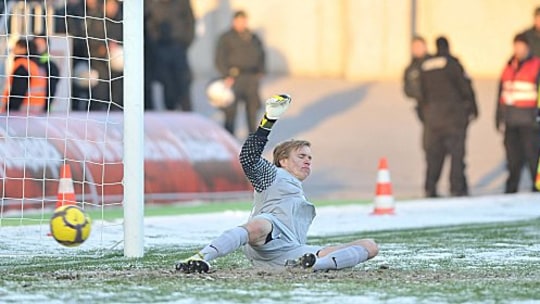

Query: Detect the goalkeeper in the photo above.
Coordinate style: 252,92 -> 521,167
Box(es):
176,94 -> 379,273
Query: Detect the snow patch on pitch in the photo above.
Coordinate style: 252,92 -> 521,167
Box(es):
0,193 -> 539,255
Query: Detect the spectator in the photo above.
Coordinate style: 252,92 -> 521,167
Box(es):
496,34 -> 540,193
106,0 -> 123,110
84,0 -> 111,111
403,36 -> 430,123
520,7 -> 540,57
59,0 -> 88,110
145,0 -> 195,111
66,0 -> 117,111
215,10 -> 266,136
419,37 -> 478,198
33,35 -> 60,112
1,38 -> 47,114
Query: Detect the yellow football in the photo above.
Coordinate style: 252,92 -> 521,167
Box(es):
50,205 -> 91,247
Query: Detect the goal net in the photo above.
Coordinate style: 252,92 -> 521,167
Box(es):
0,0 -> 144,257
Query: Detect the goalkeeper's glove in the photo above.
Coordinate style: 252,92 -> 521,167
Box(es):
265,94 -> 292,119
259,94 -> 292,130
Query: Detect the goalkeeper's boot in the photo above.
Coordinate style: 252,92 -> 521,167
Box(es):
175,253 -> 210,274
284,253 -> 317,269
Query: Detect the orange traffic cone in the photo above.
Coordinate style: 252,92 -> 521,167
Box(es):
371,157 -> 395,215
56,164 -> 77,208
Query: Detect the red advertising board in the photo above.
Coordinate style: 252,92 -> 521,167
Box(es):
0,112 -> 252,210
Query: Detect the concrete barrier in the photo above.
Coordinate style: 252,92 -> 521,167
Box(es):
0,112 -> 251,210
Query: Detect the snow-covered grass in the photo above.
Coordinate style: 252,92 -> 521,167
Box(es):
0,193 -> 539,303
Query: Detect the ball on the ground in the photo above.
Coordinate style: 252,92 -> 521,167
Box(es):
50,205 -> 91,247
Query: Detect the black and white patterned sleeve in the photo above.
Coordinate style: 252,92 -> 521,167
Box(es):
239,131 -> 277,192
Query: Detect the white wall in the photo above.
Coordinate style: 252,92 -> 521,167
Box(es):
416,0 -> 539,78
188,0 -> 540,80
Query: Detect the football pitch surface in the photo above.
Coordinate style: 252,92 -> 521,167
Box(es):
1,195 -> 539,303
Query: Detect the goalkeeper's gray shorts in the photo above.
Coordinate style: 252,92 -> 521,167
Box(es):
242,213 -> 322,268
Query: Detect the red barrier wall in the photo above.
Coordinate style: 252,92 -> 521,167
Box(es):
0,112 -> 252,210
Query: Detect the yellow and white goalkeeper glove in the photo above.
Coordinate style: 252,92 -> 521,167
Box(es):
260,94 -> 292,130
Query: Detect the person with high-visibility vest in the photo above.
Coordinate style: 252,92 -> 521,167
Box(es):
496,34 -> 540,193
1,38 -> 47,114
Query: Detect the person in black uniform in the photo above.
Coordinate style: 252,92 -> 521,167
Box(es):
403,36 -> 430,123
419,37 -> 478,197
215,10 -> 266,136
145,0 -> 195,111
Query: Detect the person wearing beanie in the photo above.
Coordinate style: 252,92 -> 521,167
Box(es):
520,7 -> 540,57
418,36 -> 478,198
496,34 -> 540,193
435,37 -> 450,55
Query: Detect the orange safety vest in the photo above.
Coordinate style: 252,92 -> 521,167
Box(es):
499,56 -> 540,108
1,57 -> 47,113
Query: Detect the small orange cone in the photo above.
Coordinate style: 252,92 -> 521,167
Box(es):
371,157 -> 395,215
56,164 -> 77,208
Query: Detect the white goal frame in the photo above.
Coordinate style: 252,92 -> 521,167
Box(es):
123,0 -> 145,258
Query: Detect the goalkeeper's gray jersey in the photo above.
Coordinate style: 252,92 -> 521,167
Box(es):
239,131 -> 315,245
250,168 -> 316,245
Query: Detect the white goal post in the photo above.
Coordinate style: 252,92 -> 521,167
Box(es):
123,0 -> 145,258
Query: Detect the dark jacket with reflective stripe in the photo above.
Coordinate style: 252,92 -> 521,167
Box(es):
420,54 -> 477,130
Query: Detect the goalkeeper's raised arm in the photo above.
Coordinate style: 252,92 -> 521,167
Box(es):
239,94 -> 292,192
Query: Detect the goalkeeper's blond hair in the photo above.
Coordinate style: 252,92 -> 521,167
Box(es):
272,139 -> 311,167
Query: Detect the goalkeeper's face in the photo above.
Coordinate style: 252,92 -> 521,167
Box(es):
280,146 -> 312,181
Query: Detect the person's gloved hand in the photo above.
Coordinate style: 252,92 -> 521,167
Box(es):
259,94 -> 292,131
265,94 -> 292,120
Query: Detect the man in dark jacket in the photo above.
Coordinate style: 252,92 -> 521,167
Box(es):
145,0 -> 195,111
403,36 -> 430,122
215,10 -> 265,136
496,34 -> 540,193
419,37 -> 478,197
520,7 -> 540,57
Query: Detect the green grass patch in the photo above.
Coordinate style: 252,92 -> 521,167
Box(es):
1,219 -> 539,303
